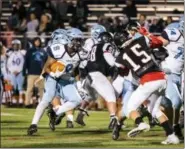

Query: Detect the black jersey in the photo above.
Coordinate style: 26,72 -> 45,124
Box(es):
87,43 -> 114,76
116,36 -> 161,78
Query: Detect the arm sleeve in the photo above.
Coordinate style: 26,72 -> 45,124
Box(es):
103,44 -> 116,67
103,52 -> 115,67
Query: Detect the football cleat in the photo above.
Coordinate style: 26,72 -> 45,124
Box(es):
127,122 -> 150,138
55,113 -> 65,125
47,105 -> 56,131
112,123 -> 122,140
161,133 -> 180,145
173,124 -> 184,141
27,124 -> 37,136
108,116 -> 118,130
75,111 -> 86,126
66,120 -> 74,128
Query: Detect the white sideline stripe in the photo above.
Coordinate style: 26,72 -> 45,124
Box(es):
1,113 -> 22,116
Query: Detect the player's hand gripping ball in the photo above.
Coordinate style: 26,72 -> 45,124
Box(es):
50,61 -> 66,78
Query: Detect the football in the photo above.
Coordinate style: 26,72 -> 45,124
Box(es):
50,61 -> 66,73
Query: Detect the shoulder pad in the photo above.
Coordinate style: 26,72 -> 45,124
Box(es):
48,43 -> 65,59
164,28 -> 181,41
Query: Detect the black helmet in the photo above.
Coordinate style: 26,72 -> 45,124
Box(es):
113,30 -> 130,48
126,21 -> 141,31
98,32 -> 113,43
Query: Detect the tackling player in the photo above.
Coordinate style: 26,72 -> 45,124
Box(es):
114,22 -> 179,144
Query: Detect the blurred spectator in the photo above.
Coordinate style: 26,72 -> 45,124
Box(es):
56,0 -> 68,22
7,8 -> 19,30
75,0 -> 89,22
68,1 -> 76,15
122,0 -> 137,19
44,1 -> 56,14
165,16 -> 173,26
70,0 -> 89,31
23,37 -> 47,108
98,16 -> 111,31
173,9 -> 181,14
13,0 -> 27,32
13,0 -> 26,23
6,39 -> 25,105
26,13 -> 39,38
37,14 -> 52,34
139,14 -> 149,30
149,18 -> 165,33
27,0 -> 43,20
1,23 -> 15,48
110,15 -> 129,33
37,13 -> 53,44
149,18 -> 158,33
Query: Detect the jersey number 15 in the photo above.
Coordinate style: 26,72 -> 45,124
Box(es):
123,44 -> 151,71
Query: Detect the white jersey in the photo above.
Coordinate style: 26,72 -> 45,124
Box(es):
48,43 -> 85,79
161,28 -> 184,74
6,50 -> 25,74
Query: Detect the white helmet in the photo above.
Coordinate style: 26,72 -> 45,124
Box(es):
52,34 -> 71,45
91,24 -> 106,40
12,39 -> 21,45
67,28 -> 84,51
67,28 -> 84,40
51,29 -> 67,39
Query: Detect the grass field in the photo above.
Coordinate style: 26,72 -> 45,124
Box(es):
1,106 -> 184,148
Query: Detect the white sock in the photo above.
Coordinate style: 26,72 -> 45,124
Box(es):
31,101 -> 49,125
19,98 -> 23,104
12,98 -> 17,104
56,101 -> 79,116
67,114 -> 74,122
2,93 -> 6,103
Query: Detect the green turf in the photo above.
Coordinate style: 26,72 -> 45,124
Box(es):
1,106 -> 184,148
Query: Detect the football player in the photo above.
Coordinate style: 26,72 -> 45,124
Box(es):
6,39 -> 25,106
75,24 -> 106,126
27,28 -> 85,135
113,22 -> 179,144
83,31 -> 120,134
49,29 -> 76,129
160,18 -> 184,140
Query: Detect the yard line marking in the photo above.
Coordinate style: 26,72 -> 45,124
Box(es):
1,113 -> 22,116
